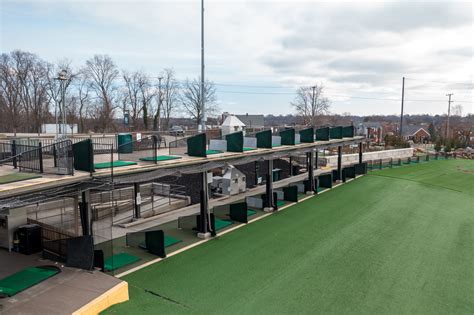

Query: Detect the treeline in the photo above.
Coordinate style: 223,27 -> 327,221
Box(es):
0,50 -> 219,134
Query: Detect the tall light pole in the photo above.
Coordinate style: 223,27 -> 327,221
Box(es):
199,0 -> 206,132
445,93 -> 453,143
158,76 -> 163,131
399,76 -> 405,137
56,69 -> 68,139
311,86 -> 316,126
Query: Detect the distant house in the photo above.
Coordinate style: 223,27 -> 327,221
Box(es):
402,125 -> 430,143
221,115 -> 246,136
356,122 -> 383,144
235,114 -> 265,133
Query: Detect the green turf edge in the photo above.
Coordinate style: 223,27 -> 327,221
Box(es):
94,161 -> 137,169
104,253 -> 141,271
0,173 -> 42,184
0,266 -> 59,297
139,155 -> 182,162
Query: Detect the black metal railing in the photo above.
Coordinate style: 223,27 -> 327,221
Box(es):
0,139 -> 74,175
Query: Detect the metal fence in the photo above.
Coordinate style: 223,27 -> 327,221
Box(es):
0,139 -> 74,175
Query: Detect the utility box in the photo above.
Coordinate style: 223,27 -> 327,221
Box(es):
117,133 -> 133,153
17,224 -> 42,255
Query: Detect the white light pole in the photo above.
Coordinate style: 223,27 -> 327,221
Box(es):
199,0 -> 206,132
56,69 -> 68,139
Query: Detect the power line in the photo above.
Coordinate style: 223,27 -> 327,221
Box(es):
405,77 -> 473,86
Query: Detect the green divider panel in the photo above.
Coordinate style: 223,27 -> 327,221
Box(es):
329,126 -> 343,139
316,127 -> 330,141
280,128 -> 296,145
343,166 -> 356,181
187,133 -> 207,157
229,202 -> 248,223
0,266 -> 60,297
145,230 -> 166,258
318,173 -> 333,188
283,186 -> 298,202
117,134 -> 133,154
342,126 -> 355,137
226,131 -> 244,152
299,127 -> 314,143
332,169 -> 344,182
355,162 -> 367,175
72,139 -> 94,172
256,130 -> 272,149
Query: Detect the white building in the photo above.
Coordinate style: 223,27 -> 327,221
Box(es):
221,115 -> 246,136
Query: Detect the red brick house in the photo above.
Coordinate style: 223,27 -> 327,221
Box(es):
402,125 -> 430,143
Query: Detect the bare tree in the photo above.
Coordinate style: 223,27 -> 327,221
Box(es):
137,73 -> 153,130
85,55 -> 119,132
180,77 -> 219,127
451,104 -> 463,117
122,71 -> 142,130
159,68 -> 179,131
0,52 -> 23,133
75,70 -> 92,133
291,84 -> 330,126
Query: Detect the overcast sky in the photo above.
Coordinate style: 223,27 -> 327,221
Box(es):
1,0 -> 473,116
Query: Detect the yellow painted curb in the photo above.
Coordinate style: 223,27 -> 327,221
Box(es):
72,281 -> 129,315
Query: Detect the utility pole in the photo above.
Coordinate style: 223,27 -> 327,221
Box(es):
399,76 -> 405,137
55,69 -> 68,139
199,0 -> 206,132
158,76 -> 163,131
445,93 -> 453,143
311,86 -> 316,126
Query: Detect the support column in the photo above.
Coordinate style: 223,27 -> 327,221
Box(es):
264,159 -> 274,212
315,150 -> 318,170
359,142 -> 363,164
73,195 -> 79,236
198,171 -> 211,239
134,182 -> 141,220
307,150 -> 315,194
289,157 -> 293,176
79,190 -> 91,236
337,146 -> 342,182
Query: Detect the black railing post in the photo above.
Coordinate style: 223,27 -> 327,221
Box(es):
337,146 -> 342,180
38,142 -> 44,173
12,140 -> 17,169
153,135 -> 158,164
110,145 -> 114,182
53,143 -> 57,167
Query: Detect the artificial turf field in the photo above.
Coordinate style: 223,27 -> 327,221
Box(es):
105,159 -> 473,314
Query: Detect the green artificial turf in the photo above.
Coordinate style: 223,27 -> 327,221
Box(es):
105,159 -> 474,314
139,235 -> 182,250
104,253 -> 140,271
139,156 -> 181,162
247,209 -> 257,217
0,266 -> 59,297
205,150 -> 223,155
0,173 -> 41,184
94,161 -> 137,169
214,219 -> 233,231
